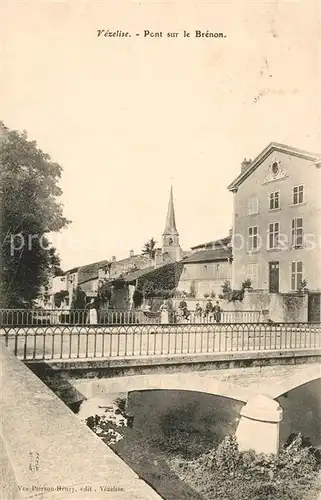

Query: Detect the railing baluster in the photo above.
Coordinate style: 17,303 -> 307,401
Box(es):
93,328 -> 97,358
131,328 -> 135,356
154,328 -> 157,355
139,328 -> 143,356
101,329 -> 105,357
43,330 -> 46,359
77,330 -> 81,358
52,331 -> 55,359
116,329 -> 120,356
85,329 -> 89,358
69,329 -> 72,358
60,329 -> 64,359
23,329 -> 27,359
33,330 -> 37,359
125,327 -> 128,356
14,330 -> 18,355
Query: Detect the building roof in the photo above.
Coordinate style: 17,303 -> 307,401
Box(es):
66,267 -> 80,275
227,142 -> 320,192
121,266 -> 156,283
182,246 -> 232,264
78,260 -> 110,285
191,235 -> 232,251
163,186 -> 178,236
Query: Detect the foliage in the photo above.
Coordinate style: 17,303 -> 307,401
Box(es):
219,279 -> 252,303
133,288 -> 143,308
137,262 -> 184,298
172,433 -> 320,500
242,278 -> 252,289
142,237 -> 157,260
189,281 -> 196,298
215,435 -> 241,475
97,280 -> 113,302
70,286 -> 86,310
298,279 -> 308,293
220,280 -> 232,300
0,123 -> 70,307
54,289 -> 69,307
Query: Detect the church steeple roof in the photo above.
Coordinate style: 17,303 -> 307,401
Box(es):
163,186 -> 179,235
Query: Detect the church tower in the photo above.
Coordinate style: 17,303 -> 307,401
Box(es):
162,186 -> 181,262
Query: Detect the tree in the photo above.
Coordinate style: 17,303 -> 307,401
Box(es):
142,237 -> 157,260
70,286 -> 86,310
133,288 -> 143,308
0,123 -> 70,307
54,290 -> 69,308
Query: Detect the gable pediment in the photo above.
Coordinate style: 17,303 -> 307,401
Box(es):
262,156 -> 289,184
227,142 -> 319,191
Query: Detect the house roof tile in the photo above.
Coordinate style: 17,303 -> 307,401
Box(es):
182,246 -> 232,264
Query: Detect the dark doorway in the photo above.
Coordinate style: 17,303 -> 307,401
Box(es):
269,261 -> 280,293
308,293 -> 321,323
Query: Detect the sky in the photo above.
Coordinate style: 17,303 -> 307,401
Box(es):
0,0 -> 320,270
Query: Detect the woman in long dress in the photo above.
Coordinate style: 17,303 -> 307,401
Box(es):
87,298 -> 98,325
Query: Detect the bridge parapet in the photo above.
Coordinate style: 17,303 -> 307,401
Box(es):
2,322 -> 320,361
0,344 -> 162,500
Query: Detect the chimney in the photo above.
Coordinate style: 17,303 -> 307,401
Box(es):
129,249 -> 134,258
241,158 -> 252,173
112,256 -> 116,263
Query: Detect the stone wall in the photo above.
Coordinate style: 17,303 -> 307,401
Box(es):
214,289 -> 308,322
0,345 -> 162,500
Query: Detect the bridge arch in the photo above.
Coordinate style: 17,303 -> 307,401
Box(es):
270,364 -> 321,399
76,373 -> 255,403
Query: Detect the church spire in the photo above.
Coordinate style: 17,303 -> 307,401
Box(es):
163,186 -> 178,235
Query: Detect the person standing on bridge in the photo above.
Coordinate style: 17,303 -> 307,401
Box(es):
86,298 -> 98,325
213,301 -> 222,323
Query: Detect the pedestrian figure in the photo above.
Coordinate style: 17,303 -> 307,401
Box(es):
204,299 -> 214,322
159,300 -> 169,324
195,303 -> 203,322
213,301 -> 222,323
87,298 -> 98,325
178,298 -> 190,322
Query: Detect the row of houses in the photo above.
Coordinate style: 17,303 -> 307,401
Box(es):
48,141 -> 321,321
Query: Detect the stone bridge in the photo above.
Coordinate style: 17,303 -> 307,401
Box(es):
74,358 -> 321,404
26,348 -> 320,457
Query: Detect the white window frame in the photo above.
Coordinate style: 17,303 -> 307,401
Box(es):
247,196 -> 259,215
248,226 -> 259,251
269,190 -> 280,210
292,185 -> 304,205
291,261 -> 303,291
291,218 -> 303,248
268,221 -> 280,249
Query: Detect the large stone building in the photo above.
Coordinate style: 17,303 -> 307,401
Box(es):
227,142 -> 321,319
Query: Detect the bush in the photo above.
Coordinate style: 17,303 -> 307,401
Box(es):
215,435 -> 240,475
133,288 -> 143,308
172,433 -> 320,500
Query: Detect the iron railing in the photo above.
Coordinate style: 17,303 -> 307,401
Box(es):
0,308 -> 261,326
2,322 -> 320,361
0,309 -> 160,326
181,310 -> 261,324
